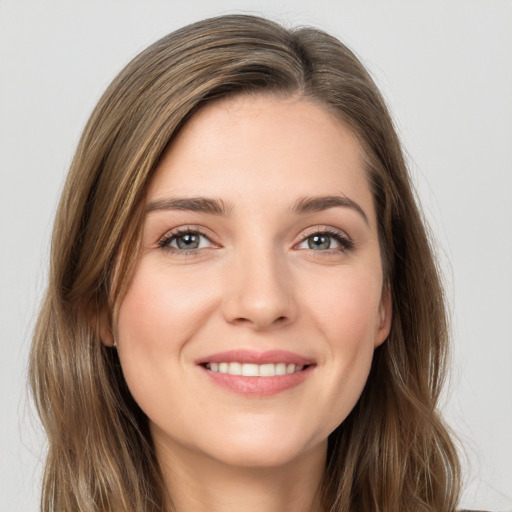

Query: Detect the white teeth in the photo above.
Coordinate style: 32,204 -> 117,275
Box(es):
228,362 -> 242,375
275,363 -> 287,375
241,363 -> 259,377
259,363 -> 276,377
206,362 -> 305,377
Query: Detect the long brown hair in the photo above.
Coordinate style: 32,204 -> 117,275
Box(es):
30,14 -> 461,511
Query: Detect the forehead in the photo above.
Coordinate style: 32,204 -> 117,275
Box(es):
148,94 -> 375,221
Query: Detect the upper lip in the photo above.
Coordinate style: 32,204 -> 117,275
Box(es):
196,349 -> 315,366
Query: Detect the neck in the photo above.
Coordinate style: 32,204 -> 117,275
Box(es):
155,438 -> 326,512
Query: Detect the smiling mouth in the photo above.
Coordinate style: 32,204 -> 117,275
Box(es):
203,362 -> 308,377
197,350 -> 315,394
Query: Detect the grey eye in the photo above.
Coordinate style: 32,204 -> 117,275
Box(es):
308,234 -> 332,250
296,230 -> 349,252
167,232 -> 212,251
175,233 -> 201,249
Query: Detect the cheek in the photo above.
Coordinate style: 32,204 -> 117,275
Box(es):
115,262 -> 218,410
304,267 -> 384,346
301,268 -> 383,429
117,262 -> 216,349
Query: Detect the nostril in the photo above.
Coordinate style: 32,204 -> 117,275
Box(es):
231,315 -> 288,328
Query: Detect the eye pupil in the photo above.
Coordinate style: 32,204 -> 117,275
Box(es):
177,233 -> 200,249
308,234 -> 331,250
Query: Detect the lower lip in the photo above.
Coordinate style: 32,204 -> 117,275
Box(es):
199,365 -> 314,396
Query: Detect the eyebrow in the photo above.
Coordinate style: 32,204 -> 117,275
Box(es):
293,195 -> 369,225
145,197 -> 232,215
145,194 -> 368,224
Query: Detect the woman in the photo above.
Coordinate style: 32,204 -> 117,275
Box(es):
30,14 -> 466,512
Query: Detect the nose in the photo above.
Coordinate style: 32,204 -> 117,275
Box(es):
221,245 -> 297,330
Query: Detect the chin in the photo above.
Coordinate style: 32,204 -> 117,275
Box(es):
199,428 -> 326,469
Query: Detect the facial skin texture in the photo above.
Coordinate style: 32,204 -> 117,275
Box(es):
110,95 -> 392,511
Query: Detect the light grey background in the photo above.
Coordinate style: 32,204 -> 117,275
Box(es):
1,1 -> 511,510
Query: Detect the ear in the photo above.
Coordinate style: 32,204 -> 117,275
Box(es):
375,283 -> 392,348
93,308 -> 115,347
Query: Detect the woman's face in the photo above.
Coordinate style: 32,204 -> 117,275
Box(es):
112,95 -> 391,470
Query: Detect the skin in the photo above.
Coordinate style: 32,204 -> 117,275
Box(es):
103,95 -> 392,512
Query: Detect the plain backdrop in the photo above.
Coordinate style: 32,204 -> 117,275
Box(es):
1,1 -> 511,510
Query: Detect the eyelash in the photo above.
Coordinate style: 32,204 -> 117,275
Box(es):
157,227 -> 354,255
157,227 -> 214,255
296,227 -> 354,253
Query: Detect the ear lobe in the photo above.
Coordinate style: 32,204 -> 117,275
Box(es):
375,285 -> 392,348
93,309 -> 115,347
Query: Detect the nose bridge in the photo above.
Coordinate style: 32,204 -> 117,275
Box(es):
222,238 -> 296,329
